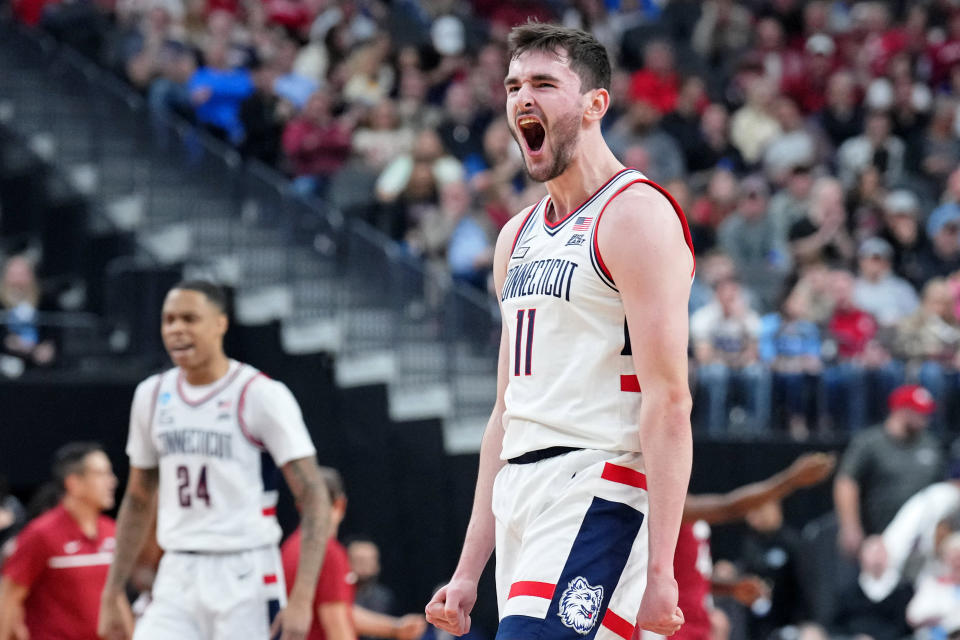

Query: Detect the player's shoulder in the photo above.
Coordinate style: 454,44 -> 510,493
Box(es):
602,178 -> 683,225
134,367 -> 177,395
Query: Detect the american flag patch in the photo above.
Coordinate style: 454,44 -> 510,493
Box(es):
572,217 -> 593,231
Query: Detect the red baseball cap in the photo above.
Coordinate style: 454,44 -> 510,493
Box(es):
888,384 -> 936,415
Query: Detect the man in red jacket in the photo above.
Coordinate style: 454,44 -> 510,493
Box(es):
0,442 -> 118,640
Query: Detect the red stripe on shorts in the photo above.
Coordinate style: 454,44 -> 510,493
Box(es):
262,506 -> 277,516
601,463 -> 647,490
620,375 -> 641,392
507,581 -> 556,600
601,609 -> 635,640
263,574 -> 278,585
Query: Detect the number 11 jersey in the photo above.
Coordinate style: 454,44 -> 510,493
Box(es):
126,360 -> 316,552
499,169 -> 694,460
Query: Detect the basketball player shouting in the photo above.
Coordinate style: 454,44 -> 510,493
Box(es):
98,281 -> 330,640
426,23 -> 695,640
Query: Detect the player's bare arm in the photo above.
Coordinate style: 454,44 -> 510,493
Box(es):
425,209 -> 530,636
0,577 -> 29,640
271,455 -> 331,640
597,184 -> 693,636
684,452 -> 836,525
98,466 -> 157,640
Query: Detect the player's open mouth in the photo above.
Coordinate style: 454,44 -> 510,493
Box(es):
169,345 -> 194,356
518,116 -> 545,153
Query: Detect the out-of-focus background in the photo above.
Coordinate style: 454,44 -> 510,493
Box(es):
2,0 -> 960,638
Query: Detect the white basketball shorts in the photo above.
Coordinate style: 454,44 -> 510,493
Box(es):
492,449 -> 650,640
134,545 -> 287,640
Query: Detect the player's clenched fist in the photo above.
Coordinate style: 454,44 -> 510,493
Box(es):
425,578 -> 477,636
636,574 -> 685,636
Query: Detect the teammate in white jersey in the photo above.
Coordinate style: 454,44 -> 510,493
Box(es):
426,24 -> 694,639
98,281 -> 331,640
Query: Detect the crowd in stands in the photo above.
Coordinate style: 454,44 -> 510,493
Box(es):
4,0 -> 943,433
7,0 -> 960,438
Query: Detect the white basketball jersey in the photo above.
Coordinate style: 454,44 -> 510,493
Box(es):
500,169 -> 694,460
126,361 -> 316,552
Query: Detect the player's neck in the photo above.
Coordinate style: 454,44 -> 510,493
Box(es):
544,141 -> 622,221
182,354 -> 232,386
62,496 -> 100,538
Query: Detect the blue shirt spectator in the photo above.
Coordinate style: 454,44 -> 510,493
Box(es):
188,43 -> 253,144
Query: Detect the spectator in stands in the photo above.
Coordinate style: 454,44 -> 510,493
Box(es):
395,69 -> 442,132
818,70 -> 864,150
834,384 -> 944,559
830,535 -> 914,640
272,30 -> 318,111
118,0 -> 185,92
0,443 -> 117,640
442,181 -> 493,291
928,10 -> 960,87
789,177 -> 855,269
836,110 -> 906,190
628,39 -> 679,115
188,39 -> 253,144
894,278 -> 960,432
340,36 -> 396,108
351,99 -> 415,173
660,76 -> 708,173
768,162 -> 814,250
686,103 -> 745,176
718,175 -> 790,311
691,167 -> 740,231
730,76 -> 781,166
821,269 -> 898,432
239,56 -> 293,167
782,34 -> 837,115
853,237 -> 919,328
436,82 -> 493,165
878,189 -> 927,289
907,532 -> 960,634
691,276 -> 769,434
919,96 -> 960,191
467,118 -> 526,231
282,89 -> 357,199
918,202 -> 960,283
0,474 -> 25,551
1,256 -> 56,371
375,129 -> 463,240
607,100 -> 686,185
762,96 -> 818,185
759,288 -> 821,438
691,0 -> 752,69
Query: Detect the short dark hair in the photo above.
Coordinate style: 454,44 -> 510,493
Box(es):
507,22 -> 611,92
52,442 -> 104,489
171,280 -> 228,313
318,466 -> 346,502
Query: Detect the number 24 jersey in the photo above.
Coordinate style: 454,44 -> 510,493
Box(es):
126,360 -> 316,552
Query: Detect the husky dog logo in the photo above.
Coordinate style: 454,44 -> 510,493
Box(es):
557,577 -> 604,634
